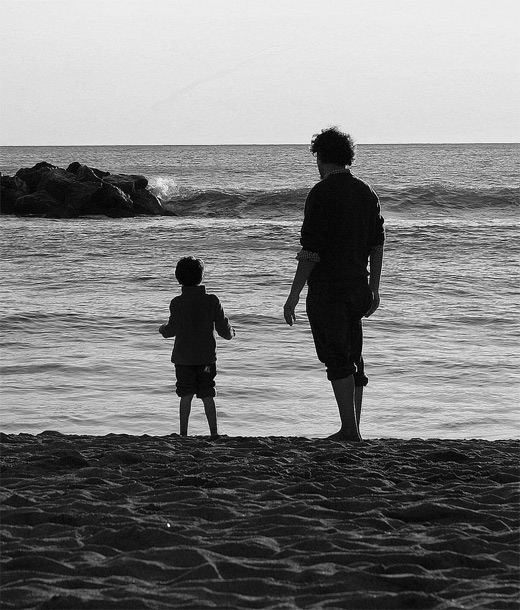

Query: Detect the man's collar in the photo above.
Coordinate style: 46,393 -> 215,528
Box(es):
322,168 -> 351,180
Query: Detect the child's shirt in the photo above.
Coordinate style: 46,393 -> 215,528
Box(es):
160,285 -> 233,365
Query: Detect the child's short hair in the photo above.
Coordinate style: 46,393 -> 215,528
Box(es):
175,256 -> 204,286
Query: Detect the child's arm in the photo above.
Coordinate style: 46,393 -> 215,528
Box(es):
159,323 -> 175,338
213,296 -> 234,340
159,300 -> 178,338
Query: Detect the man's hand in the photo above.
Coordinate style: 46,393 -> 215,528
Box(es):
284,294 -> 299,326
365,290 -> 380,317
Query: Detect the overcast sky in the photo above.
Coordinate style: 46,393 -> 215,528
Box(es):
1,0 -> 518,145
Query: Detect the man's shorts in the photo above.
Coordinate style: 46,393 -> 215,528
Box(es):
175,363 -> 217,398
306,280 -> 373,384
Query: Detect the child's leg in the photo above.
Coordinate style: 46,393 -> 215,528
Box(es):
201,397 -> 218,437
179,394 -> 193,436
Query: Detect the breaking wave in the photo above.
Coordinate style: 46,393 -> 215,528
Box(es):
149,180 -> 519,219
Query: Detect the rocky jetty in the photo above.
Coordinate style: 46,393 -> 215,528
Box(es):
0,161 -> 172,218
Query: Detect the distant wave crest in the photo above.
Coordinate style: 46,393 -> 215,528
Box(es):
149,182 -> 519,218
380,185 -> 519,213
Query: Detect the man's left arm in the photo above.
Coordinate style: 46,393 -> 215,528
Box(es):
365,193 -> 385,317
365,245 -> 384,317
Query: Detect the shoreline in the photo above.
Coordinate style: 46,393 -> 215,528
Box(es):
1,433 -> 519,609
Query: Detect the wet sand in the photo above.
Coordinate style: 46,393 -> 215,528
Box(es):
1,433 -> 518,609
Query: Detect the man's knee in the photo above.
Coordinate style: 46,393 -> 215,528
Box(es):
326,364 -> 356,381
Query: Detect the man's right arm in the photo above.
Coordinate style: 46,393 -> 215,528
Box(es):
284,258 -> 316,326
300,186 -> 330,257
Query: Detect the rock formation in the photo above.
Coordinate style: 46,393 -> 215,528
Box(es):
0,161 -> 172,218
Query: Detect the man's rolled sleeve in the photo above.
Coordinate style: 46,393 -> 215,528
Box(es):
300,189 -> 330,258
296,249 -> 321,263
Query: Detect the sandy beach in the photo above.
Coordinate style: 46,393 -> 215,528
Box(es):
0,433 -> 518,609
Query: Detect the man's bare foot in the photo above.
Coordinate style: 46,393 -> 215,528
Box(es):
326,429 -> 363,442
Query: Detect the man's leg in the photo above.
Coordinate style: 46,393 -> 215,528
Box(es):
355,386 -> 363,425
328,375 -> 362,441
307,284 -> 362,441
351,315 -> 367,428
179,394 -> 193,436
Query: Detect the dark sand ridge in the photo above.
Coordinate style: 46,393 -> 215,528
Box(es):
0,433 -> 518,609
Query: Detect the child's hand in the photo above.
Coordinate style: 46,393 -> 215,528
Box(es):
160,323 -> 176,338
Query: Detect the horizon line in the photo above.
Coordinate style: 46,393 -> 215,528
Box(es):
1,141 -> 519,147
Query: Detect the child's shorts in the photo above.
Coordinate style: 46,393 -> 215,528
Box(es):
175,363 -> 217,398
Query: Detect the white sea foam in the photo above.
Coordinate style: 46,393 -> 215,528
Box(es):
148,176 -> 180,201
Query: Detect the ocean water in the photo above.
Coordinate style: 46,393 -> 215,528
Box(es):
1,144 -> 519,439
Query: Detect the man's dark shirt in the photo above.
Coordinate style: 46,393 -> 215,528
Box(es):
300,171 -> 385,284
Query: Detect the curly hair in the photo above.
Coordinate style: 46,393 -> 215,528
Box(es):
310,127 -> 356,166
175,256 -> 204,286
